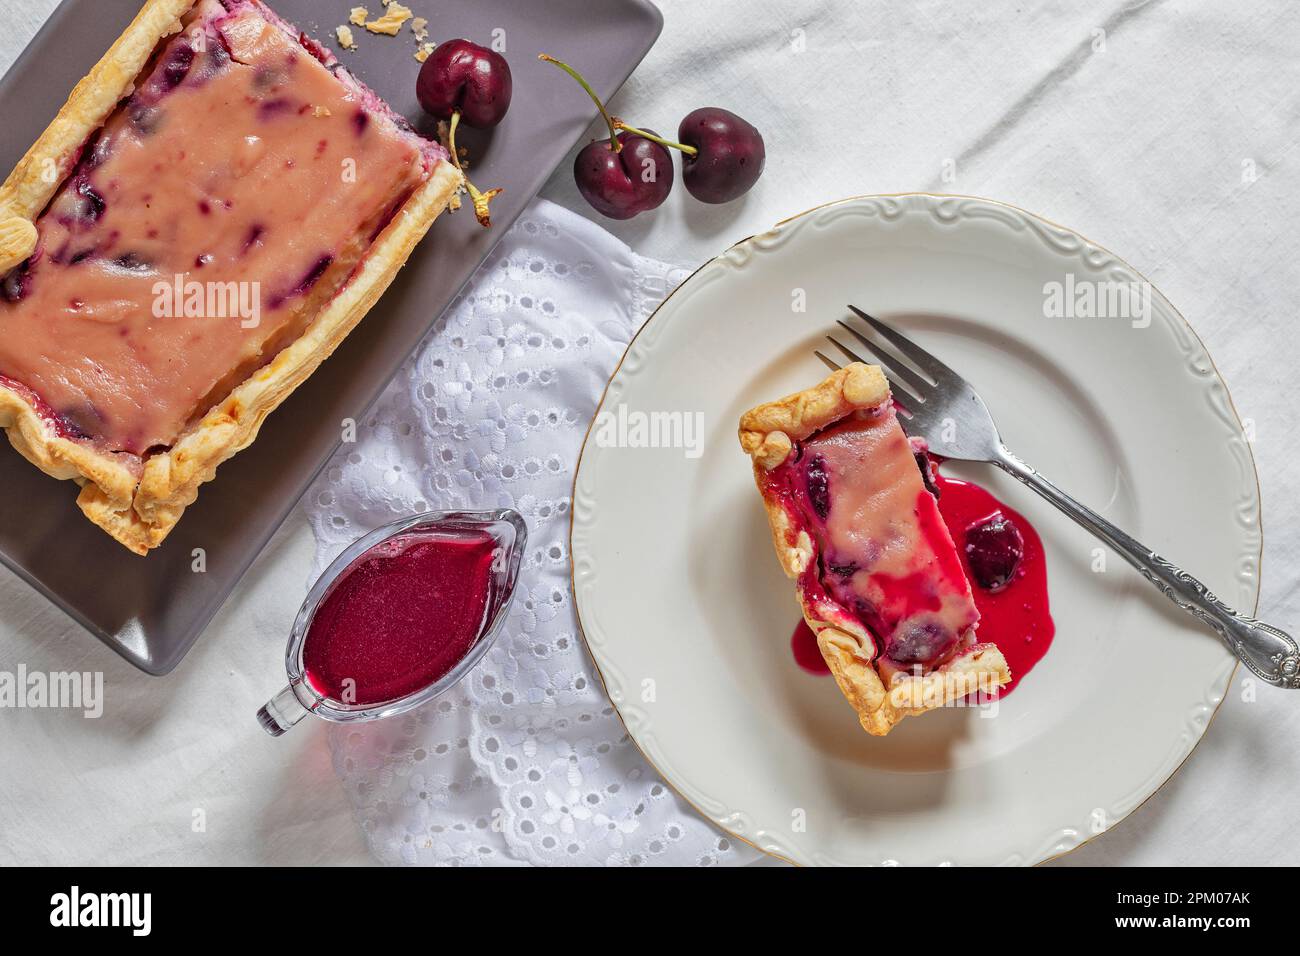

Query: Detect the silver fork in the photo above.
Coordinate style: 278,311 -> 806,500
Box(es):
816,305 -> 1299,689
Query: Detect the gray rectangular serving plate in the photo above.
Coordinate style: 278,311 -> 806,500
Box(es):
0,0 -> 662,674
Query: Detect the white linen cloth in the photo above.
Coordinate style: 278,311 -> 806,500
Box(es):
303,199 -> 757,865
1,0 -> 1298,866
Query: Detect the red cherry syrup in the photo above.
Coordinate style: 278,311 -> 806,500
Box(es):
931,466 -> 1053,694
791,620 -> 831,674
302,529 -> 499,705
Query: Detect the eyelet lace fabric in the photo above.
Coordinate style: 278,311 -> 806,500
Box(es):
304,199 -> 758,866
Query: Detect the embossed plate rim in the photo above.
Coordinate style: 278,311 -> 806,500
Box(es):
570,192 -> 1259,866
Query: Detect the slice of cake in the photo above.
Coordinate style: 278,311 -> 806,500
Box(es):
740,362 -> 1009,735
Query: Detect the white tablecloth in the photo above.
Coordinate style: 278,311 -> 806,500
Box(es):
2,0 -> 1297,865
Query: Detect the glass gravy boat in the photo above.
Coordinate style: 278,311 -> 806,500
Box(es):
257,509 -> 526,736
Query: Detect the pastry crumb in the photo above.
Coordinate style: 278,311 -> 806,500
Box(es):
411,16 -> 429,41
313,105 -> 333,118
415,42 -> 435,62
364,2 -> 413,35
348,6 -> 369,26
335,25 -> 357,50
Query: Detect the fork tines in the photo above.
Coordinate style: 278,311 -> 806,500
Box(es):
821,306 -> 938,411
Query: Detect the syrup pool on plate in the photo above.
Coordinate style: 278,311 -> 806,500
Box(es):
931,463 -> 1055,694
791,620 -> 831,674
257,510 -> 526,736
789,461 -> 1054,694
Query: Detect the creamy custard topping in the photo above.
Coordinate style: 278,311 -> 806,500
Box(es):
0,0 -> 433,455
769,406 -> 979,669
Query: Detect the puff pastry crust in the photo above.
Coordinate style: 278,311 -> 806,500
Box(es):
0,0 -> 462,554
739,363 -> 1009,736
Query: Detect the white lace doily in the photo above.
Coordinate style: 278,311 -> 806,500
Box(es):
303,199 -> 759,867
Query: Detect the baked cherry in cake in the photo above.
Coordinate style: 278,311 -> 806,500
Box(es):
739,363 -> 1009,735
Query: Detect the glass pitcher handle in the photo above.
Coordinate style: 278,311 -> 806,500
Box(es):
257,684 -> 311,736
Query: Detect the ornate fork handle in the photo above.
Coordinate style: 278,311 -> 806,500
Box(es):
995,446 -> 1299,688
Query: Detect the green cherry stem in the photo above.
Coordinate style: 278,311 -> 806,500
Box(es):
611,120 -> 699,157
611,119 -> 702,157
538,53 -> 622,151
448,110 -> 502,228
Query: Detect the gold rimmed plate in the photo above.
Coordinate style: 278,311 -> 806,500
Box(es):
571,194 -> 1257,865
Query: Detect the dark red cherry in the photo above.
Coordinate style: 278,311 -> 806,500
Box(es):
964,512 -> 1025,592
805,454 -> 830,520
416,39 -> 512,129
678,107 -> 765,204
2,260 -> 33,302
574,130 -> 673,220
161,42 -> 195,89
73,178 -> 106,223
888,621 -> 952,665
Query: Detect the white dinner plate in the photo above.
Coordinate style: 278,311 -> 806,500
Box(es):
571,194 -> 1259,866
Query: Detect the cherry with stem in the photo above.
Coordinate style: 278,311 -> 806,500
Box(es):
635,108 -> 765,205
539,54 -> 673,220
540,53 -> 765,209
416,39 -> 511,227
